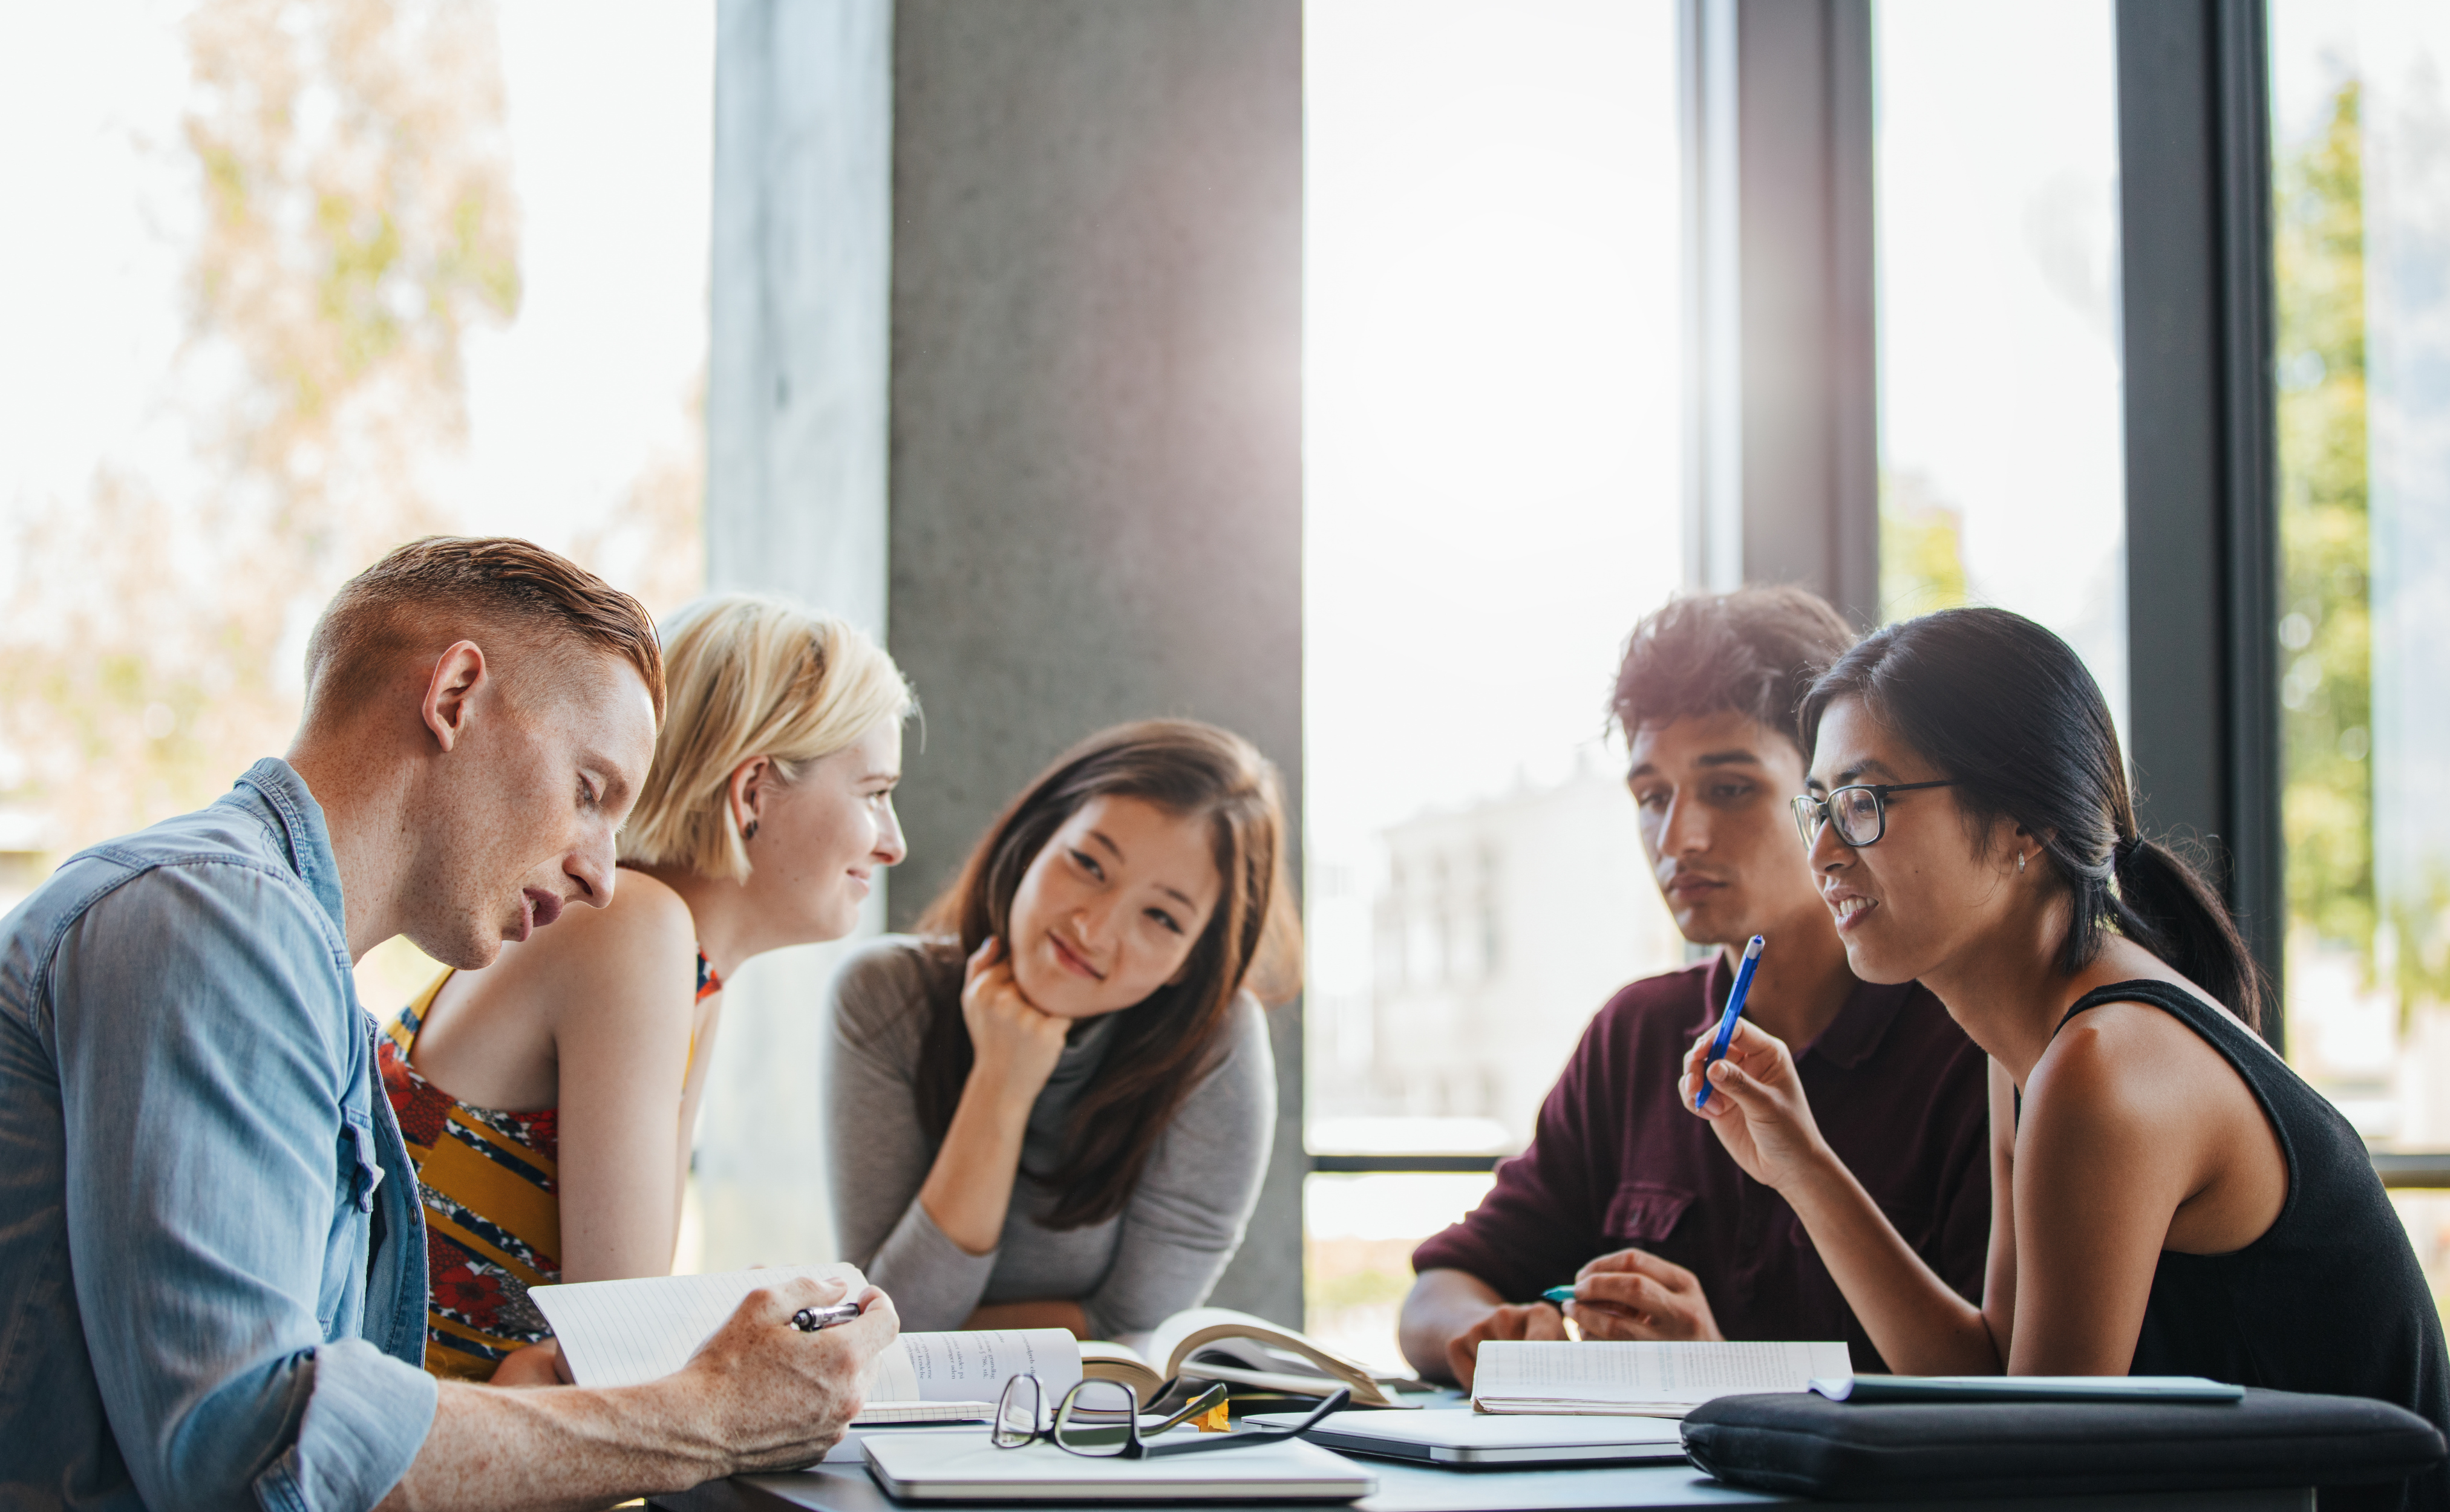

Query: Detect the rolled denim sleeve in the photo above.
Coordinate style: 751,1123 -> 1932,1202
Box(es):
50,863 -> 436,1512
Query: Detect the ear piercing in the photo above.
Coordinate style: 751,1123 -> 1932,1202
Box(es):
743,820 -> 760,843
2017,852 -> 2027,874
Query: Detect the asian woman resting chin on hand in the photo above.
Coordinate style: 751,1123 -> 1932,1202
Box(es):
825,719 -> 1301,1341
1677,606 -> 2450,1512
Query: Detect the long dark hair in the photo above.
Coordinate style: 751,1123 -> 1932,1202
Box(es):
913,719 -> 1302,1229
1798,607 -> 2264,1028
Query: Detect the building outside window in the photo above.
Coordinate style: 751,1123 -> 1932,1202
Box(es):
1302,0 -> 1685,1368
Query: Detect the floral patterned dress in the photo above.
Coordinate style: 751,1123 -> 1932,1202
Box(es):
377,952 -> 720,1380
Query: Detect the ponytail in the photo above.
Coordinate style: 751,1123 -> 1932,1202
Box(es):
2105,835 -> 2264,1032
1802,608 -> 2264,1030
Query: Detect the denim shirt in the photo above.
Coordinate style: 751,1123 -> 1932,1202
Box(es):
0,760 -> 436,1512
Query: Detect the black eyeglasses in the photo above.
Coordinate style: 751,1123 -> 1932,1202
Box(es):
1791,781 -> 1956,849
993,1374 -> 1349,1459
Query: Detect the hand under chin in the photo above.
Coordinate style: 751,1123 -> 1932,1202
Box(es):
1011,961 -> 1116,1023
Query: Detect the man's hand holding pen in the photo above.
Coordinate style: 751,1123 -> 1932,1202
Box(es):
1551,1248 -> 1725,1343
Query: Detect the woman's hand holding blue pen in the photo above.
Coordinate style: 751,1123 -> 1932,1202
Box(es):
1679,1016 -> 1835,1195
1677,998 -> 2004,1377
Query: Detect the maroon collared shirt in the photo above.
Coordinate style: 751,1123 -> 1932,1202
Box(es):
1411,957 -> 1991,1373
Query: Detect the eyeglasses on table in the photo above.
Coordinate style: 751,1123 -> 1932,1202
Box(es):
991,1373 -> 1352,1459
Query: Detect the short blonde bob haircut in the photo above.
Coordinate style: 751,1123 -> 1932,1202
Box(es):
618,593 -> 914,881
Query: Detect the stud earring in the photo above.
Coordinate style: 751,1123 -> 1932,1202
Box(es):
743,820 -> 760,843
2017,852 -> 2027,874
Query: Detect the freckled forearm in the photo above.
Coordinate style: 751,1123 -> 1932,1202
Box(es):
380,1380 -> 733,1512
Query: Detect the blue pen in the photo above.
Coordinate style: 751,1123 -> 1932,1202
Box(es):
1694,935 -> 1765,1110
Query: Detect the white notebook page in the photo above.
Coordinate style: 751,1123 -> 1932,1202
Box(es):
529,1267 -> 1083,1413
531,1265 -> 866,1387
867,1328 -> 1082,1402
1472,1340 -> 1852,1412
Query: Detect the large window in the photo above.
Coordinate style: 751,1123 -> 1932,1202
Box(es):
0,0 -> 714,1234
2270,0 -> 2450,1307
1872,0 -> 2128,716
1302,0 -> 1684,1364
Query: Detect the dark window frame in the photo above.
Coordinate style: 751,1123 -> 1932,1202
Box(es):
1304,0 -> 2450,1190
2115,0 -> 2286,1052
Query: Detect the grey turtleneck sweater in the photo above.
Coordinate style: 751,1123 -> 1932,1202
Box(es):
824,935 -> 1275,1340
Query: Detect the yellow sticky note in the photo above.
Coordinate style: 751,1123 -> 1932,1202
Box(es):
1195,1399 -> 1232,1433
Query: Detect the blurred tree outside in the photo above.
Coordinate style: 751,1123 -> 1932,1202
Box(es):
1877,468 -> 1972,624
2273,80 -> 2382,997
570,371 -> 707,621
0,0 -> 704,929
0,0 -> 520,862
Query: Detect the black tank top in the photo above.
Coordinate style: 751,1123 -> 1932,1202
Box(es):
2056,980 -> 2450,1511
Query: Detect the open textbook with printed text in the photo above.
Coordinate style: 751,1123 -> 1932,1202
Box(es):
1077,1307 -> 1424,1407
1471,1339 -> 1852,1417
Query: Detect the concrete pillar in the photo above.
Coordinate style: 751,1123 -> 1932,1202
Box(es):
696,0 -> 893,1268
886,0 -> 1306,1325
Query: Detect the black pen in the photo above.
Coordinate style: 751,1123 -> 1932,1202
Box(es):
791,1301 -> 864,1331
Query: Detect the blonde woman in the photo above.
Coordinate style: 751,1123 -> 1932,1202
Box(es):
380,593 -> 913,1383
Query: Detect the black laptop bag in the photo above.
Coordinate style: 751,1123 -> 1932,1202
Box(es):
1680,1388 -> 2445,1502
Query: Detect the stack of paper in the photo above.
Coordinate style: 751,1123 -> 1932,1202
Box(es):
1471,1340 -> 1852,1417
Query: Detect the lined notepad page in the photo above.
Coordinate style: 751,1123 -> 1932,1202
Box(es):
850,1399 -> 999,1426
1473,1340 -> 1852,1415
531,1265 -> 864,1387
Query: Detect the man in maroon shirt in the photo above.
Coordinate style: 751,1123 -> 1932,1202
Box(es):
1399,587 -> 1991,1386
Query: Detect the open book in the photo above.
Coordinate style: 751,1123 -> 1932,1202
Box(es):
1078,1308 -> 1424,1408
529,1273 -> 1422,1422
1471,1340 -> 1852,1417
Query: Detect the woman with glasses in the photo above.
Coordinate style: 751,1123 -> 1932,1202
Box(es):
1686,607 -> 2448,1512
826,719 -> 1301,1340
